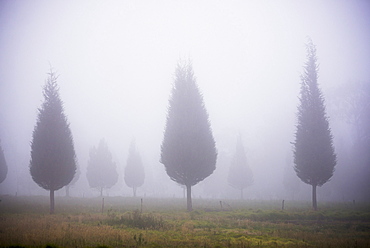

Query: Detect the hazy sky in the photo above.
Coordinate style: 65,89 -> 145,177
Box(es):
0,0 -> 369,197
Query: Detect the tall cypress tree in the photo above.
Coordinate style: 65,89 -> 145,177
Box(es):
293,40 -> 336,210
30,70 -> 76,214
161,60 -> 217,211
228,134 -> 253,199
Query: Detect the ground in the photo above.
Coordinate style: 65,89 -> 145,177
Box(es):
0,196 -> 369,247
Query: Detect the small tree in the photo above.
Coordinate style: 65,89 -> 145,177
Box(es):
228,134 -> 253,199
30,71 -> 76,214
124,140 -> 145,197
293,40 -> 336,210
0,140 -> 8,185
86,139 -> 118,196
161,60 -> 217,211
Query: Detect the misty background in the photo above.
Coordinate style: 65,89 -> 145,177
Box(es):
0,0 -> 369,201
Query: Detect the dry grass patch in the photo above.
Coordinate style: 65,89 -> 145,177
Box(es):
0,214 -> 132,247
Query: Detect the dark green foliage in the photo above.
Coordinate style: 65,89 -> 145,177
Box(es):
228,134 -> 253,199
30,70 -> 76,213
293,40 -> 336,210
0,141 -> 8,184
86,139 -> 118,196
124,140 -> 145,197
161,60 -> 217,211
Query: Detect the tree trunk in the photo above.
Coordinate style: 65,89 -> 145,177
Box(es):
133,187 -> 137,197
312,184 -> 317,211
50,189 -> 55,214
100,187 -> 103,197
186,184 -> 192,211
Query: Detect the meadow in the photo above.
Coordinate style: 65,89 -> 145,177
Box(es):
0,195 -> 369,247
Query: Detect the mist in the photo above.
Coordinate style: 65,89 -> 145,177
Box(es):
0,0 -> 369,202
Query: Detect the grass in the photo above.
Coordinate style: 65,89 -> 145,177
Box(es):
0,196 -> 369,247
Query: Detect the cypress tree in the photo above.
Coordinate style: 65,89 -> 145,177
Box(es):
124,140 -> 145,197
86,139 -> 118,196
30,70 -> 76,214
293,40 -> 336,210
228,134 -> 253,199
161,60 -> 217,211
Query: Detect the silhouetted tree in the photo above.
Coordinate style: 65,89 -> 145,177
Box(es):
0,140 -> 8,184
293,40 -> 336,211
86,139 -> 118,196
124,140 -> 145,197
161,60 -> 217,211
30,71 -> 76,214
228,134 -> 253,199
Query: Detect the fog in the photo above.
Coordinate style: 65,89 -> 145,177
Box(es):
0,0 -> 369,201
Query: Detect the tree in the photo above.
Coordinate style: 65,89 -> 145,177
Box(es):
86,139 -> 118,196
0,140 -> 8,184
124,140 -> 145,197
227,134 -> 253,199
329,82 -> 370,201
30,71 -> 76,214
293,40 -> 336,210
347,82 -> 370,201
160,60 -> 217,211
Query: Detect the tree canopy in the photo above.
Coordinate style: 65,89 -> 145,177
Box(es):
161,60 -> 217,211
124,140 -> 145,197
30,70 -> 76,213
86,139 -> 118,196
293,40 -> 336,210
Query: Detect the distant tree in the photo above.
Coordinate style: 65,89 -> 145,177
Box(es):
293,40 -> 336,211
329,82 -> 370,201
124,140 -> 145,197
0,140 -> 8,184
227,134 -> 253,199
86,139 -> 118,196
30,70 -> 76,214
347,83 -> 370,201
65,164 -> 80,197
161,60 -> 217,211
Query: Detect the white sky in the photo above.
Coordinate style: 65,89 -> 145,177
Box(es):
0,0 -> 369,197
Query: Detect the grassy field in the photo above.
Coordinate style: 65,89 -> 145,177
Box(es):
0,196 -> 369,247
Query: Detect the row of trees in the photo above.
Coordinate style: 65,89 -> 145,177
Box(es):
160,40 -> 337,211
6,39 -> 355,213
28,72 -> 146,213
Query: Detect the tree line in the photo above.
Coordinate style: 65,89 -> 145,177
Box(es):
0,39 -> 368,213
